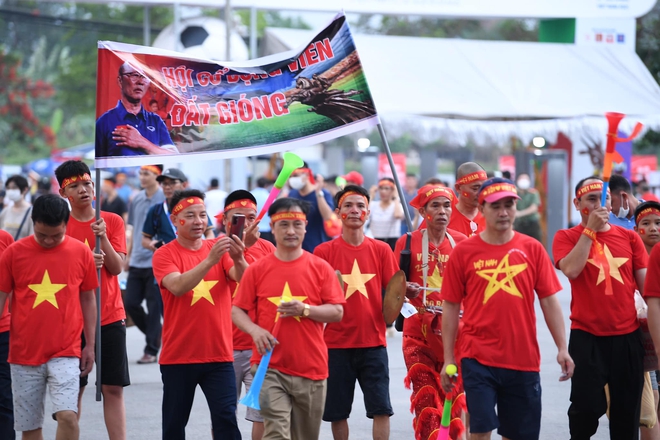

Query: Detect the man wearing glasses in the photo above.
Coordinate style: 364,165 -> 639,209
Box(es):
96,62 -> 178,157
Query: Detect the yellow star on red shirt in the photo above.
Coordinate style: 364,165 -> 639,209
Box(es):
475,254 -> 528,305
267,282 -> 308,322
341,259 -> 375,299
191,279 -> 218,306
29,270 -> 67,309
427,265 -> 443,290
587,244 -> 628,285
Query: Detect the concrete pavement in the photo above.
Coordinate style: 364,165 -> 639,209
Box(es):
40,269 -> 613,439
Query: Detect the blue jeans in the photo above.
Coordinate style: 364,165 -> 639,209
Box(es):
161,362 -> 240,440
0,331 -> 14,439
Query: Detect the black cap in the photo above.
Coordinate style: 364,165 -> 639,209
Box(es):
157,168 -> 187,182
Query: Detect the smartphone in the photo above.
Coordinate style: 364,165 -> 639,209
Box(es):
230,214 -> 246,240
154,240 -> 164,249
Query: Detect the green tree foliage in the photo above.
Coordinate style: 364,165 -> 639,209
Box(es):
635,3 -> 660,155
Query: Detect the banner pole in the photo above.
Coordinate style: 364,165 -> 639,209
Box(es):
376,123 -> 413,232
94,168 -> 102,402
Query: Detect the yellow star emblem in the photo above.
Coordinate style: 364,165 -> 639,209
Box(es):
587,244 -> 628,285
476,254 -> 528,304
427,265 -> 443,290
341,259 -> 375,299
191,279 -> 218,306
84,238 -> 91,248
267,282 -> 308,322
29,270 -> 67,309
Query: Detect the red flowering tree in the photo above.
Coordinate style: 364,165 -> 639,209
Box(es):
0,51 -> 57,162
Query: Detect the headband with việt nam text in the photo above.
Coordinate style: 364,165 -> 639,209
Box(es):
455,170 -> 487,186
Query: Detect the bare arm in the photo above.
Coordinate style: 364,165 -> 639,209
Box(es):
227,235 -> 248,282
92,218 -> 124,276
393,198 -> 405,220
647,297 -> 660,360
204,228 -> 215,239
539,294 -> 574,380
440,300 -> 461,392
636,268 -> 647,295
161,237 -> 231,296
557,207 -> 609,279
232,305 -> 278,355
79,289 -> 97,376
277,300 -> 343,323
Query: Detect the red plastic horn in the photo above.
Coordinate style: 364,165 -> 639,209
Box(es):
601,112 -> 643,206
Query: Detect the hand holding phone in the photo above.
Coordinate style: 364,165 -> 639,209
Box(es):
230,214 -> 246,240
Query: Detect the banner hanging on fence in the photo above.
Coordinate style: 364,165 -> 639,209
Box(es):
94,12 -> 379,168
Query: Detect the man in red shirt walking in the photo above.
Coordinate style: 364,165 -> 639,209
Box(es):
553,177 -> 647,439
152,189 -> 247,440
314,185 -> 399,440
447,162 -> 487,238
442,177 -> 573,440
0,195 -> 98,440
55,160 -> 129,440
0,229 -> 13,439
233,198 -> 345,440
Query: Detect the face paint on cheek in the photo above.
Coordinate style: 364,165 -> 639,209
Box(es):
427,215 -> 433,221
641,229 -> 646,235
462,191 -> 470,198
341,213 -> 348,220
359,211 -> 366,221
582,208 -> 590,216
179,219 -> 185,226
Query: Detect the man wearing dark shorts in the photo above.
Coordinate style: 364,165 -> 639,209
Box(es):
314,185 -> 399,440
441,177 -> 574,440
55,160 -> 130,440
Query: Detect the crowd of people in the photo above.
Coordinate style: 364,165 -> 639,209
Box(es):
0,159 -> 660,440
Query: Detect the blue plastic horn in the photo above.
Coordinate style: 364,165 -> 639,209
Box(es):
239,348 -> 274,410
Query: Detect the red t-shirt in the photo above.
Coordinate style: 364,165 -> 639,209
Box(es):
644,244 -> 660,298
153,238 -> 235,365
314,236 -> 398,349
233,252 -> 346,380
0,230 -> 14,333
66,211 -> 127,325
394,228 -> 467,339
553,225 -> 648,336
0,236 -> 97,365
447,209 -> 484,238
442,233 -> 561,371
230,238 -> 276,351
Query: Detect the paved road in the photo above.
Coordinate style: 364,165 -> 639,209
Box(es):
41,270 -> 613,439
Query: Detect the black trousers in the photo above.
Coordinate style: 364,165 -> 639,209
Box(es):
124,267 -> 162,356
0,331 -> 14,440
568,328 -> 644,440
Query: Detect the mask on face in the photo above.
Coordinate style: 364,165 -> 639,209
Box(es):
517,179 -> 531,190
616,196 -> 630,219
289,176 -> 305,190
5,189 -> 22,203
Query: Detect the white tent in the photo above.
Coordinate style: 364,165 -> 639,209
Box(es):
263,27 -> 660,145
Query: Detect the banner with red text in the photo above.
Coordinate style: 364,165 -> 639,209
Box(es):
94,12 -> 378,168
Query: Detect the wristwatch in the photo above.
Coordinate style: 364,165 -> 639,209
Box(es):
302,303 -> 311,317
317,190 -> 324,198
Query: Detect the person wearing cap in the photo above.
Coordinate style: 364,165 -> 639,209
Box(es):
152,189 -> 247,440
219,189 -> 276,440
96,62 -> 178,158
287,164 -> 335,253
441,177 -> 573,440
552,176 -> 647,439
313,185 -> 399,440
342,171 -> 364,187
448,162 -> 487,238
232,198 -> 345,440
124,164 -> 165,365
393,184 -> 468,440
633,201 -> 660,440
368,177 -> 404,250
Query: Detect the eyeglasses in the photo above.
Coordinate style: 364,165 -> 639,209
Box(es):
121,72 -> 148,82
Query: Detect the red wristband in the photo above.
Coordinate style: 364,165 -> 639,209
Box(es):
582,228 -> 597,241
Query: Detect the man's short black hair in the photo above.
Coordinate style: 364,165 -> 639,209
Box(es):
575,176 -> 601,197
609,174 -> 633,195
54,160 -> 91,187
334,185 -> 370,207
256,177 -> 269,188
32,194 -> 69,226
169,189 -> 205,212
635,201 -> 660,225
224,189 -> 256,208
210,178 -> 219,188
502,170 -> 512,180
268,197 -> 310,217
5,175 -> 28,193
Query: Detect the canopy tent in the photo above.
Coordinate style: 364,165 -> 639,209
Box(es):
263,27 -> 660,145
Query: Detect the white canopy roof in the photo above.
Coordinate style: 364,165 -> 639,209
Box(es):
264,27 -> 660,144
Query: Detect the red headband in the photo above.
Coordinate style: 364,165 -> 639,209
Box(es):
271,212 -> 307,223
576,182 -> 604,199
141,165 -> 162,176
293,168 -> 315,185
378,179 -> 395,188
61,173 -> 92,189
215,199 -> 257,222
478,182 -> 518,204
172,197 -> 204,215
456,171 -> 487,186
409,185 -> 454,209
338,191 -> 369,208
637,207 -> 660,224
